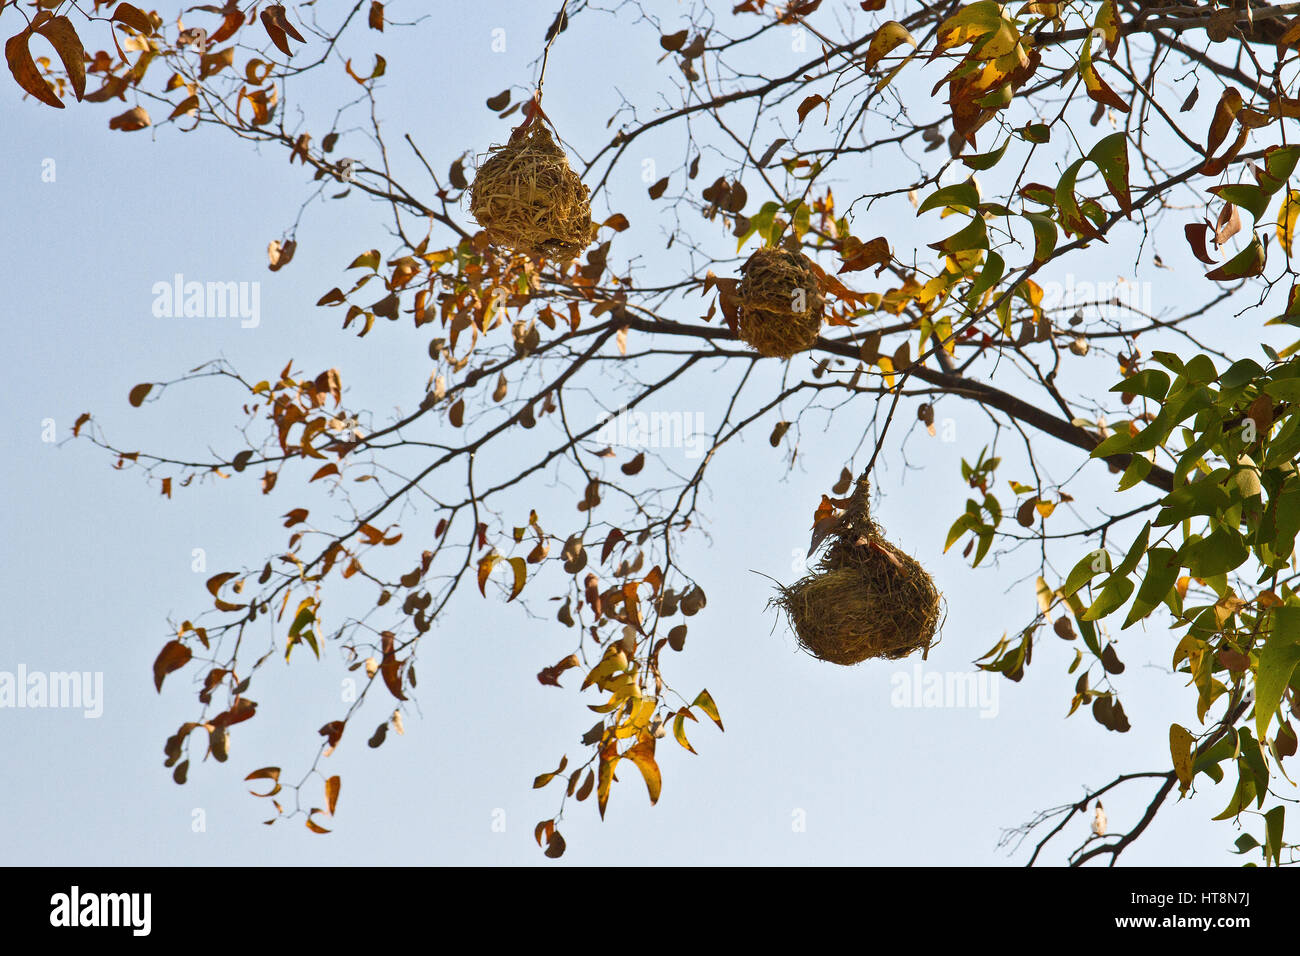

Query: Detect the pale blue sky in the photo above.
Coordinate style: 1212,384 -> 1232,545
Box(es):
0,1 -> 1264,865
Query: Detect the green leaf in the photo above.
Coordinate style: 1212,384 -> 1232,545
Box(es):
1129,385 -> 1215,453
1114,521 -> 1151,577
917,181 -> 980,216
1260,143 -> 1300,194
1261,478 -> 1300,561
1264,377 -> 1300,402
1205,235 -> 1266,281
944,512 -> 978,552
1018,123 -> 1050,144
1123,547 -> 1180,629
1155,478 -> 1229,526
1220,358 -> 1265,389
1112,369 -> 1170,400
1064,550 -> 1109,596
1264,805 -> 1285,866
1211,761 -> 1256,821
1082,575 -> 1134,622
1193,735 -> 1236,782
1181,527 -> 1249,577
926,216 -> 988,255
1257,606 -> 1300,741
1092,431 -> 1135,458
972,527 -> 994,566
1024,213 -> 1057,264
1055,158 -> 1097,238
1208,183 -> 1270,222
1088,131 -> 1131,215
966,250 -> 1005,303
961,137 -> 1009,171
1116,454 -> 1152,491
1239,727 -> 1269,808
1181,354 -> 1219,384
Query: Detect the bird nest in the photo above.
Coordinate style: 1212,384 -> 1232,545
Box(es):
735,247 -> 825,357
774,479 -> 942,665
468,124 -> 593,260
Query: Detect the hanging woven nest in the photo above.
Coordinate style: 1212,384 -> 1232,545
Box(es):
734,247 -> 825,357
468,124 -> 594,260
774,478 -> 942,665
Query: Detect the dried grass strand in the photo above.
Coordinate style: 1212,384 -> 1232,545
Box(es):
735,247 -> 824,357
468,125 -> 593,259
773,479 -> 942,665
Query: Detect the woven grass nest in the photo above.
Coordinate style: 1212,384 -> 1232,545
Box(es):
774,478 -> 942,665
468,124 -> 593,260
735,247 -> 825,357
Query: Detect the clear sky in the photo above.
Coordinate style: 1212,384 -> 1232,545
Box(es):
0,1 -> 1262,865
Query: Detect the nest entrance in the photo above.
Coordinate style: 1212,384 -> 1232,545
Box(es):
774,479 -> 941,665
735,247 -> 824,357
468,124 -> 594,260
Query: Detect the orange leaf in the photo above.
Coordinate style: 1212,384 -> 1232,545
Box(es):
108,106 -> 151,131
34,16 -> 86,101
5,27 -> 63,109
110,3 -> 154,35
477,553 -> 497,596
153,640 -> 191,692
268,238 -> 297,271
597,740 -> 619,819
168,94 -> 200,120
797,94 -> 826,123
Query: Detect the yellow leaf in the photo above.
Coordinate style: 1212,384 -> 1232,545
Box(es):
1279,190 -> 1300,257
932,1 -> 1002,56
862,20 -> 916,74
673,712 -> 698,754
1035,576 -> 1053,615
692,689 -> 724,731
477,552 -> 497,596
616,699 -> 656,738
624,737 -> 662,805
324,775 -> 340,815
876,356 -> 895,389
506,556 -> 526,602
1169,723 -> 1195,794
